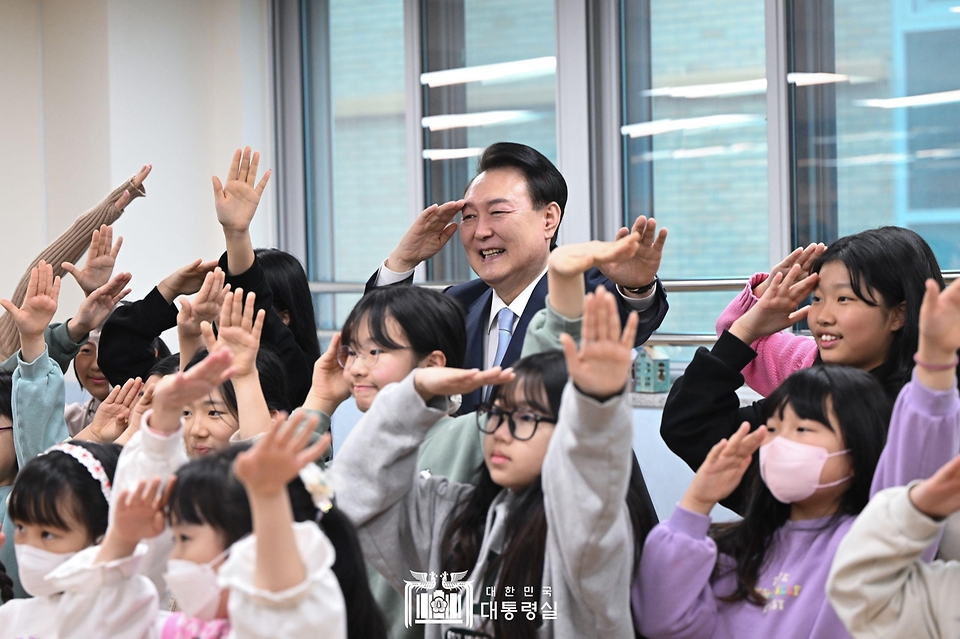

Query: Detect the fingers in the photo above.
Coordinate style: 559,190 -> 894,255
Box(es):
102,383 -> 124,407
598,286 -> 618,342
114,189 -> 132,211
133,164 -> 152,188
473,366 -> 516,388
178,297 -> 193,320
26,265 -> 39,300
919,278 -> 941,323
250,309 -> 265,345
200,320 -> 218,352
100,225 -> 113,258
212,176 -> 224,201
440,221 -> 459,243
227,147 -> 242,181
248,150 -> 260,187
581,291 -> 597,343
240,290 -> 257,330
50,275 -> 61,305
620,311 -> 640,348
787,305 -> 811,324
61,262 -> 81,280
158,475 -> 177,509
239,146 -> 252,183
255,169 -> 271,196
89,226 -> 103,258
117,377 -> 144,409
219,290 -> 236,328
196,269 -> 215,302
0,298 -> 17,317
559,332 -> 578,368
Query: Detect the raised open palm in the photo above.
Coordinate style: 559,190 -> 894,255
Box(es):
560,286 -> 638,400
213,146 -> 271,235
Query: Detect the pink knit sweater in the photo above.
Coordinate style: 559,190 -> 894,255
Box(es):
715,272 -> 818,397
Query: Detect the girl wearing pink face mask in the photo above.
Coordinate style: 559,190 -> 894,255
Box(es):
633,277 -> 960,639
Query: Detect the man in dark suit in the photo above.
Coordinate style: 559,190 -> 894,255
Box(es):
366,142 -> 668,413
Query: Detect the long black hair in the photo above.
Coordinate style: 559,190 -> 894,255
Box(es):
439,351 -> 657,638
341,286 -> 467,370
255,248 -> 321,361
811,226 -> 944,398
169,443 -> 387,639
8,440 -> 122,544
710,365 -> 890,605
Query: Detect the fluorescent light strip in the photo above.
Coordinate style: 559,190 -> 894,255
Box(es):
787,72 -> 851,86
620,114 -> 763,138
421,110 -> 536,131
951,5 -> 960,12
423,148 -> 485,161
420,56 -> 556,88
856,89 -> 960,109
645,73 -> 855,99
645,79 -> 766,98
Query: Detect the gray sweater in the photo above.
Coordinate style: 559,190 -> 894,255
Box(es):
332,370 -> 636,638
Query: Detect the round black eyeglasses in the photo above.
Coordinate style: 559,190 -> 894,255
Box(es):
475,403 -> 557,441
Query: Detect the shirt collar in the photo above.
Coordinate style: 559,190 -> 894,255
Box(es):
487,266 -> 548,334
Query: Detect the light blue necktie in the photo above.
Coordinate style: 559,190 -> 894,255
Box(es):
492,307 -> 516,368
484,308 -> 515,403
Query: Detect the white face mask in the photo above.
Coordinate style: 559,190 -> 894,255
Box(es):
15,544 -> 77,597
163,547 -> 230,621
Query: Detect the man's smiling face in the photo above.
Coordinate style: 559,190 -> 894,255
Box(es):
460,167 -> 559,304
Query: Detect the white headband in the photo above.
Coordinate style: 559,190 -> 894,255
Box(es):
40,443 -> 112,503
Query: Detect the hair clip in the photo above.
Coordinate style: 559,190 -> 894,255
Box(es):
298,463 -> 334,514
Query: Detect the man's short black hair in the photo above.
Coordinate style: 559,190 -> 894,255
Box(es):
474,142 -> 567,249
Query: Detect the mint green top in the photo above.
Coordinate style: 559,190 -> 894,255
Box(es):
1,347 -> 71,598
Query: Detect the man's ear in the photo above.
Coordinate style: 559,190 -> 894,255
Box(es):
419,350 -> 447,368
543,202 -> 561,243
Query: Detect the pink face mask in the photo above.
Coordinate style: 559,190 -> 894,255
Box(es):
759,436 -> 852,504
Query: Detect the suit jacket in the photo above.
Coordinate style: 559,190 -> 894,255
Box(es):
365,267 -> 669,414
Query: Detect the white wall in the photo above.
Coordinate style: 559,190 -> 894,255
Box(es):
1,0 -> 277,338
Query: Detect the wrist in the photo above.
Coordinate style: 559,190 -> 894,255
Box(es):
150,406 -> 183,433
679,493 -> 715,516
572,381 -> 623,403
908,483 -> 943,520
222,226 -> 251,242
915,342 -> 959,367
621,279 -> 657,297
20,333 -> 45,358
66,318 -> 89,343
305,393 -> 340,416
157,280 -> 178,304
728,319 -> 759,346
385,253 -> 417,273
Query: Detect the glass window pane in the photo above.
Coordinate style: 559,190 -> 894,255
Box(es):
303,0 -> 407,328
621,0 -> 769,334
420,0 -> 557,281
790,1 -> 960,269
